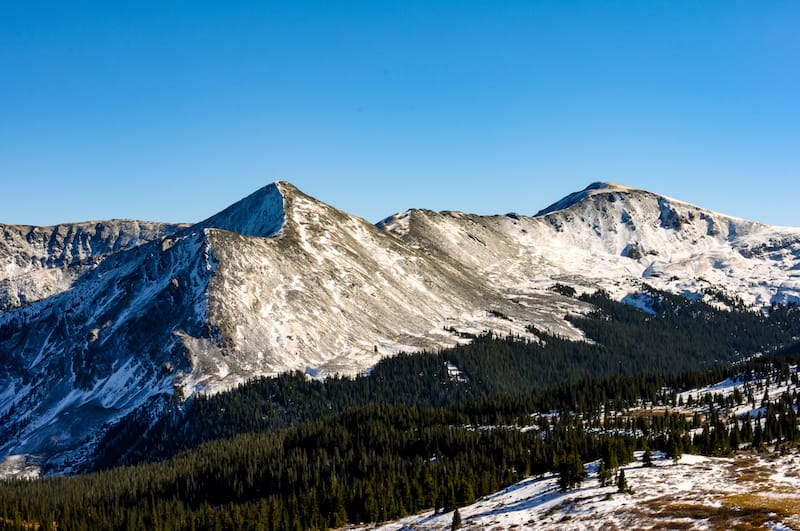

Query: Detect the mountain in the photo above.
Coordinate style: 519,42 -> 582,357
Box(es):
381,181 -> 800,307
0,220 -> 186,311
1,181 -> 799,476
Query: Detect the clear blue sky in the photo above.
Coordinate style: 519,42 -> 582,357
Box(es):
2,1 -> 798,226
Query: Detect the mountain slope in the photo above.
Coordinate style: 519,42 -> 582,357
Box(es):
0,182 -> 548,474
380,181 -> 800,307
197,181 -> 548,383
0,220 -> 185,310
534,182 -> 800,305
1,180 -> 799,475
370,452 -> 800,531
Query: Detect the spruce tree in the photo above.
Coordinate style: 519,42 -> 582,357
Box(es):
557,451 -> 586,491
598,461 -> 611,487
666,430 -> 683,465
617,469 -> 629,493
642,447 -> 653,467
451,508 -> 462,530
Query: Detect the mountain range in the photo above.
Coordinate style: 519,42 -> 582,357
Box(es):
1,181 -> 799,476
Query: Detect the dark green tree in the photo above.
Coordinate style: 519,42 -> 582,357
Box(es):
642,447 -> 654,467
617,469 -> 629,493
557,451 -> 586,491
451,508 -> 462,530
598,461 -> 612,487
666,430 -> 683,465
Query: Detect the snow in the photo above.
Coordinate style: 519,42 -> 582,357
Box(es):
200,182 -> 286,239
361,451 -> 800,531
377,210 -> 412,237
534,182 -> 633,217
0,455 -> 40,480
360,369 -> 800,530
620,292 -> 656,314
0,219 -> 184,309
445,361 -> 467,382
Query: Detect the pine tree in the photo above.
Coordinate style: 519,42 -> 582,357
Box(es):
617,469 -> 629,493
642,447 -> 653,467
557,451 -> 586,491
598,461 -> 611,487
666,430 -> 683,465
451,508 -> 462,530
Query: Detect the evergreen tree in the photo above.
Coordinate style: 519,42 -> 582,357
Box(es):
451,508 -> 462,530
598,461 -> 612,487
557,451 -> 586,491
642,447 -> 654,467
5,318 -> 800,530
617,469 -> 629,493
666,430 -> 683,465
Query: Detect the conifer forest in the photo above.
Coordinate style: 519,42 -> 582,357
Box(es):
2,289 -> 800,529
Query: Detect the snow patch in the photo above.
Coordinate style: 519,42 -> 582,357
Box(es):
620,292 -> 657,315
366,451 -> 800,530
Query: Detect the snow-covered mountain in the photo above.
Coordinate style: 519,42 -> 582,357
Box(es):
1,181 -> 800,475
380,181 -> 800,308
0,220 -> 186,310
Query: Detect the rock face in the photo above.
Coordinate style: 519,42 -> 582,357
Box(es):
1,180 -> 800,475
0,220 -> 186,310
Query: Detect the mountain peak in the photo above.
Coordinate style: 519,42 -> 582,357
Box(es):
200,182 -> 286,238
585,181 -> 629,192
534,181 -> 633,217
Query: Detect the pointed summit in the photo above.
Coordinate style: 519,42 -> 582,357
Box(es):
199,182 -> 286,238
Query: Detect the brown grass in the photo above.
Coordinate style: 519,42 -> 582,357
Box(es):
729,457 -> 772,484
659,503 -> 772,530
628,495 -> 794,531
724,492 -> 800,516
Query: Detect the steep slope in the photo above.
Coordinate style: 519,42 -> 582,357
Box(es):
533,182 -> 800,305
0,227 -> 217,472
0,182 -> 553,474
0,185 -> 292,473
194,181 -> 560,387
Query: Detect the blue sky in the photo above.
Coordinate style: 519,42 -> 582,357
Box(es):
2,1 -> 798,226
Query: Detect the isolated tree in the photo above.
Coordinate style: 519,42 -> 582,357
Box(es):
451,508 -> 462,530
557,451 -> 586,491
617,469 -> 629,493
666,430 -> 683,465
598,461 -> 612,487
642,447 -> 654,467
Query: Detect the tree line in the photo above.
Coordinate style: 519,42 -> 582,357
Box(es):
93,288 -> 800,470
3,287 -> 800,529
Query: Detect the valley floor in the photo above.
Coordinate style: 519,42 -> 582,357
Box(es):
359,451 -> 800,530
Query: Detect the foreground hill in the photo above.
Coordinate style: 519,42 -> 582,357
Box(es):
369,451 -> 800,530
